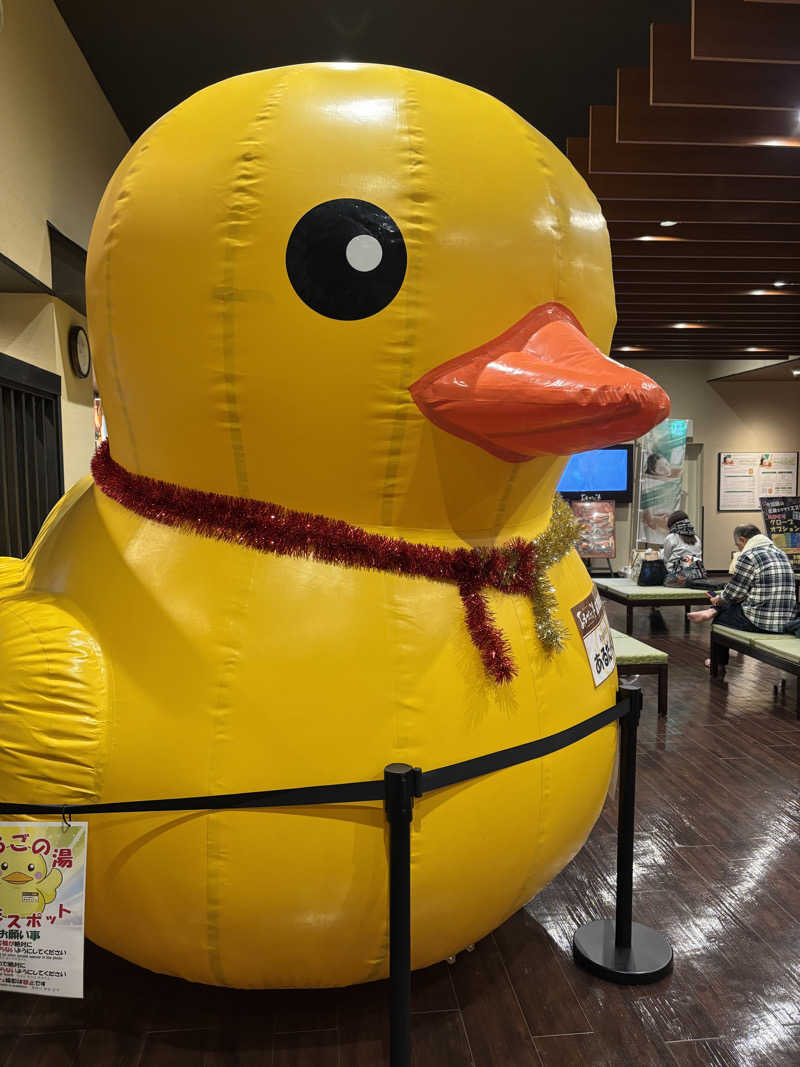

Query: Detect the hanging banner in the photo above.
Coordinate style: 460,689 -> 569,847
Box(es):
637,419 -> 687,545
0,822 -> 87,999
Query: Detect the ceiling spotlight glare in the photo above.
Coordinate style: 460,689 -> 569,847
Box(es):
774,280 -> 786,287
659,220 -> 677,228
793,369 -> 800,377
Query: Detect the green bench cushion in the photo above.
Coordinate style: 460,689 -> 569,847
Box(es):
610,628 -> 668,665
594,578 -> 708,602
712,625 -> 800,664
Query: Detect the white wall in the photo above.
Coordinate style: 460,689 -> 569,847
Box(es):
0,0 -> 130,492
0,0 -> 130,282
611,360 -> 800,572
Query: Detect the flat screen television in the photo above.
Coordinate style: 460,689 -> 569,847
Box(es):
557,444 -> 634,503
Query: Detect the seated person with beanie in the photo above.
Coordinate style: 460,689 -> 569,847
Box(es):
661,510 -> 703,585
689,523 -> 797,668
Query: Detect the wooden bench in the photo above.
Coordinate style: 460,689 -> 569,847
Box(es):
594,577 -> 710,636
611,628 -> 669,717
710,624 -> 800,719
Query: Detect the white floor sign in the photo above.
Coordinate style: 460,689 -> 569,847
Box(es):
0,822 -> 87,998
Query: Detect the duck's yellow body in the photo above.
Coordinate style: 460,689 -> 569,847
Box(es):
0,64 -> 661,988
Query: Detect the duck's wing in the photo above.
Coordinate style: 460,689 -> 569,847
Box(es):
0,557 -> 27,597
38,867 -> 63,904
0,594 -> 109,809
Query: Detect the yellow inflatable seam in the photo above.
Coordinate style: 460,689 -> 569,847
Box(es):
100,137 -> 156,474
379,70 -> 428,529
216,75 -> 291,498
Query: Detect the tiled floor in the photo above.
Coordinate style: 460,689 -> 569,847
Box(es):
1,600 -> 798,1065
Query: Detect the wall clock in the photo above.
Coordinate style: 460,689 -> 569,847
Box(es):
68,326 -> 92,379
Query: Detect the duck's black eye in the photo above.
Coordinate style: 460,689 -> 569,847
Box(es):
286,198 -> 406,320
0,863 -> 6,871
27,864 -> 35,872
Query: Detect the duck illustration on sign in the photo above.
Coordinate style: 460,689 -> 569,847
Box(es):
0,64 -> 669,987
0,848 -> 63,919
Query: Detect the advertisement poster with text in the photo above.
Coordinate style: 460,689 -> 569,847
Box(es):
0,823 -> 87,999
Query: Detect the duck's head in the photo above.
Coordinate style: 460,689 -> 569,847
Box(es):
87,64 -> 668,544
0,852 -> 47,886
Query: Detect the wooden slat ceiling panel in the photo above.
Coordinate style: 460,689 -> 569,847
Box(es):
651,25 -> 798,108
693,0 -> 800,63
617,69 -> 799,147
590,107 -> 798,177
573,11 -> 800,360
601,201 -> 800,223
609,220 -> 800,239
567,137 -> 800,202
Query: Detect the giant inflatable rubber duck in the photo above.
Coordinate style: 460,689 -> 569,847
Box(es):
0,64 -> 668,987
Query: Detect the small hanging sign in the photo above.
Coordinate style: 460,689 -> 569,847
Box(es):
0,821 -> 87,999
571,588 -> 616,688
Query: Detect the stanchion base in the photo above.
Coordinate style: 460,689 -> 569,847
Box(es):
573,920 -> 673,985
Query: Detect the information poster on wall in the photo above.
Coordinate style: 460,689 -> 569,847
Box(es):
571,500 -> 616,559
637,418 -> 687,545
0,822 -> 87,999
761,496 -> 800,554
718,452 -> 798,512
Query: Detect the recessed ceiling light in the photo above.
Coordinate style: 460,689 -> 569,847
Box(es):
672,322 -> 707,329
659,220 -> 677,228
793,369 -> 800,377
748,289 -> 787,296
774,281 -> 786,287
614,345 -> 646,352
745,347 -> 772,353
634,234 -> 683,242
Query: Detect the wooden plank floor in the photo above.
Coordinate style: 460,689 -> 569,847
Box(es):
2,600 -> 798,1065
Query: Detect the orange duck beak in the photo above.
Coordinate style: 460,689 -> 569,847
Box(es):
410,303 -> 670,461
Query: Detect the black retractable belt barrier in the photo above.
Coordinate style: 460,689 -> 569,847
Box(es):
0,687 -> 671,1067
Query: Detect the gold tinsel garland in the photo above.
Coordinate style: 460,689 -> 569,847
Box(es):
529,494 -> 583,654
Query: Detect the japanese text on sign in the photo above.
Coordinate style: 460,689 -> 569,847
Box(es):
571,588 -> 616,688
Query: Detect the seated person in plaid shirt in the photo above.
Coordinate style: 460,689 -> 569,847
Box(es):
689,524 -> 798,668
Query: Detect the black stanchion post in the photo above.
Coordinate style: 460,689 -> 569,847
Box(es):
572,686 -> 673,984
615,686 -> 638,951
384,763 -> 417,1067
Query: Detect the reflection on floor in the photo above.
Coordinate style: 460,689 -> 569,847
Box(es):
1,600 -> 799,1066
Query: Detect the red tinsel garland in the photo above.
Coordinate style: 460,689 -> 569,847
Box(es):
91,442 -> 565,684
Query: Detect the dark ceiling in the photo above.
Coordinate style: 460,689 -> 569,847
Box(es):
54,0 -> 690,149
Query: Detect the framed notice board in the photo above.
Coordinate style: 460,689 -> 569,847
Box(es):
570,500 -> 616,559
718,452 -> 798,512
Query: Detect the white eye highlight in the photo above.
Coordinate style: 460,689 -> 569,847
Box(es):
346,234 -> 383,272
